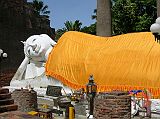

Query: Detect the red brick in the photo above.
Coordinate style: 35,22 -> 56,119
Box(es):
0,93 -> 11,100
0,88 -> 9,94
0,104 -> 18,113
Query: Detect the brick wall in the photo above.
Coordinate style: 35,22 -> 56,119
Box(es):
0,70 -> 16,87
94,91 -> 131,119
12,88 -> 37,112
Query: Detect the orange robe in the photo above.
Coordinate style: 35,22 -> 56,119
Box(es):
46,31 -> 160,98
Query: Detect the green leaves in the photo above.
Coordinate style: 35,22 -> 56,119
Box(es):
112,0 -> 156,35
55,28 -> 67,42
81,23 -> 96,35
32,0 -> 50,16
91,9 -> 97,20
55,20 -> 82,41
112,0 -> 137,34
135,14 -> 153,32
64,20 -> 82,31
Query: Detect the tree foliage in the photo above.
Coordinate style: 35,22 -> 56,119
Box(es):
81,23 -> 96,35
112,0 -> 156,35
32,0 -> 50,15
64,20 -> 82,31
55,20 -> 82,40
91,9 -> 97,20
55,28 -> 67,42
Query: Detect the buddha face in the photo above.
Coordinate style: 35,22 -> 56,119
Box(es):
23,34 -> 56,62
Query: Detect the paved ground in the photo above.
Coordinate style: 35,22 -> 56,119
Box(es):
37,97 -> 160,119
37,97 -> 86,119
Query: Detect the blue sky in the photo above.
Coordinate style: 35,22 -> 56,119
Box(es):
28,0 -> 96,30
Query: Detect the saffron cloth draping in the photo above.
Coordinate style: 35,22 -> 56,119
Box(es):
46,31 -> 160,98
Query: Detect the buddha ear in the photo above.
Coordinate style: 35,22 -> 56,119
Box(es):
21,41 -> 26,46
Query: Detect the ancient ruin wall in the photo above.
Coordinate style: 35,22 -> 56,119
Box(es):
0,0 -> 55,73
94,91 -> 131,119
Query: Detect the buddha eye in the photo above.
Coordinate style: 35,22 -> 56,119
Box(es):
33,39 -> 36,42
28,49 -> 31,55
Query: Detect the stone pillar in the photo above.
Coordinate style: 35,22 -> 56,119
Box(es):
12,88 -> 37,112
94,91 -> 131,119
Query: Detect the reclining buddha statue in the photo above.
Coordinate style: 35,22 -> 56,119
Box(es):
10,31 -> 160,98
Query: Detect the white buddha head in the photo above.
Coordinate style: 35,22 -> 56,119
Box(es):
22,34 -> 56,62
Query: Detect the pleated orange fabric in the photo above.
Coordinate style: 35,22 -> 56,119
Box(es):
46,31 -> 160,98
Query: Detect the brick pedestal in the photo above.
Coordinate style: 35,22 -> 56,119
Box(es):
0,88 -> 18,113
12,88 -> 37,112
94,91 -> 131,119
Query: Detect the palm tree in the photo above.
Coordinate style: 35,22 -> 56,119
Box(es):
55,20 -> 82,41
32,0 -> 50,15
64,20 -> 82,31
96,0 -> 112,36
157,0 -> 160,17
